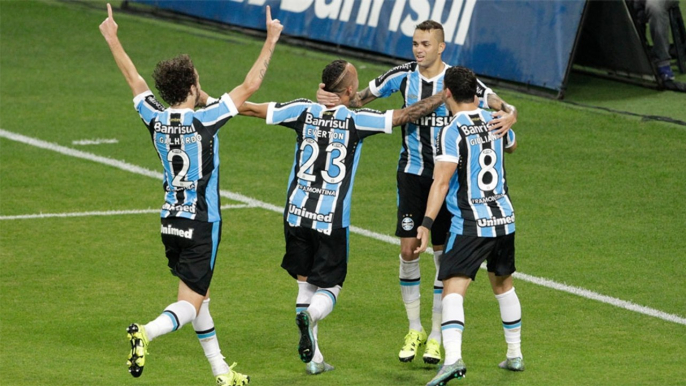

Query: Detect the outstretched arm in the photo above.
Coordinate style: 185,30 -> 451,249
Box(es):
237,101 -> 269,119
316,84 -> 378,108
487,93 -> 517,138
391,92 -> 445,127
99,3 -> 149,97
228,6 -> 283,107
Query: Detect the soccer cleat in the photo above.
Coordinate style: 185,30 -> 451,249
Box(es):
658,65 -> 675,81
296,311 -> 315,363
426,359 -> 467,386
216,362 -> 250,385
499,357 -> 525,371
126,323 -> 149,378
423,338 -> 442,364
305,360 -> 335,375
398,329 -> 427,362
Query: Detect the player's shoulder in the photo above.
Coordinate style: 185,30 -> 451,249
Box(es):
274,98 -> 314,108
377,61 -> 417,80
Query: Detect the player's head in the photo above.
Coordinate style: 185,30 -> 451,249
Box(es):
152,54 -> 200,106
413,20 -> 445,69
322,59 -> 359,103
443,66 -> 477,103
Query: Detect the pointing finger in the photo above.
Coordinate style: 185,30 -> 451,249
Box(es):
266,5 -> 271,23
107,3 -> 113,19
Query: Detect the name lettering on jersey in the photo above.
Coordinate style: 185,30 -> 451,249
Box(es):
471,193 -> 506,205
279,0 -> 475,45
298,183 -> 337,196
158,134 -> 203,145
469,132 -> 498,146
288,204 -> 333,223
160,224 -> 194,239
305,113 -> 349,130
154,121 -> 197,135
477,214 -> 515,228
415,112 -> 452,127
162,202 -> 197,214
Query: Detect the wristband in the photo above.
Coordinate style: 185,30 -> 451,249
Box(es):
421,216 -> 434,230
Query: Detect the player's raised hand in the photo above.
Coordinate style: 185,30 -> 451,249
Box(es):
316,83 -> 341,107
99,3 -> 118,41
265,5 -> 283,44
488,109 -> 516,138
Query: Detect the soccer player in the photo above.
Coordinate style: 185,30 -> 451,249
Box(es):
99,4 -> 282,385
237,59 -> 444,375
415,66 -> 521,386
317,20 -> 518,365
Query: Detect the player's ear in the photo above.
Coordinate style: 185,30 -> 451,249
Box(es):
438,42 -> 446,54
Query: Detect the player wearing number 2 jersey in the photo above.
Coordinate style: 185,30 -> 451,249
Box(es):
238,59 -> 444,375
100,4 -> 282,385
416,66 -> 523,386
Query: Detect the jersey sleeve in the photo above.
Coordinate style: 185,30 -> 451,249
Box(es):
368,62 -> 415,98
267,99 -> 312,129
475,78 -> 495,109
192,93 -> 239,135
133,90 -> 165,125
504,129 -> 516,149
352,108 -> 393,138
435,123 -> 461,164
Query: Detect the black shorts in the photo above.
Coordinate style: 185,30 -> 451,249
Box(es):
281,222 -> 348,288
161,218 -> 221,296
395,171 -> 451,246
439,232 -> 516,281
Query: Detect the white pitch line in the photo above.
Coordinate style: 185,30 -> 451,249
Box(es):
2,128 -> 684,326
0,204 -> 252,221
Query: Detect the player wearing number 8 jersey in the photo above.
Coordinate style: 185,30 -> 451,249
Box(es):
417,66 -> 522,386
100,3 -> 282,384
239,59 -> 444,375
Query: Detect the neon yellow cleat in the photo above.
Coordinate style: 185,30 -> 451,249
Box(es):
216,362 -> 250,385
126,323 -> 149,378
423,338 -> 442,364
398,329 -> 427,362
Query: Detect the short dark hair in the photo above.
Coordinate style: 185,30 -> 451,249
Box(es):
322,59 -> 350,93
416,20 -> 444,43
152,54 -> 197,106
444,66 -> 477,103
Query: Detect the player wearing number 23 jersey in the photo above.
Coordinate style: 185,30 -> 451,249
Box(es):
134,91 -> 238,223
436,108 -> 516,237
266,98 -> 393,234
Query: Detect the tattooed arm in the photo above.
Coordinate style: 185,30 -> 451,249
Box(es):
487,92 -> 518,138
391,92 -> 444,127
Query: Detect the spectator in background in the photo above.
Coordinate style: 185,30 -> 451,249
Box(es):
633,0 -> 680,81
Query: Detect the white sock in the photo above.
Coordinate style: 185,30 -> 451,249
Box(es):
193,298 -> 229,376
429,250 -> 444,342
296,280 -> 317,313
442,293 -> 465,366
307,286 -> 341,323
144,300 -> 196,341
312,323 -> 324,363
496,287 -> 522,359
399,255 -> 422,332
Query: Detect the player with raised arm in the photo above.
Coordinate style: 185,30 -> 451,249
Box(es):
317,20 -> 518,365
238,59 -> 445,375
99,4 -> 282,385
415,66 -> 521,386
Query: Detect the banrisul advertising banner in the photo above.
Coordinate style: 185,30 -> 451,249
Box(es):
132,0 -> 587,92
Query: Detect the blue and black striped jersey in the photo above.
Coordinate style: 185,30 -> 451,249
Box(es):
436,108 -> 516,237
369,62 -> 493,178
266,99 -> 393,233
134,91 -> 238,222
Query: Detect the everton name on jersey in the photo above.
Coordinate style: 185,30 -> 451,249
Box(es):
134,91 -> 238,223
266,99 -> 393,233
369,61 -> 493,178
436,108 -> 516,237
